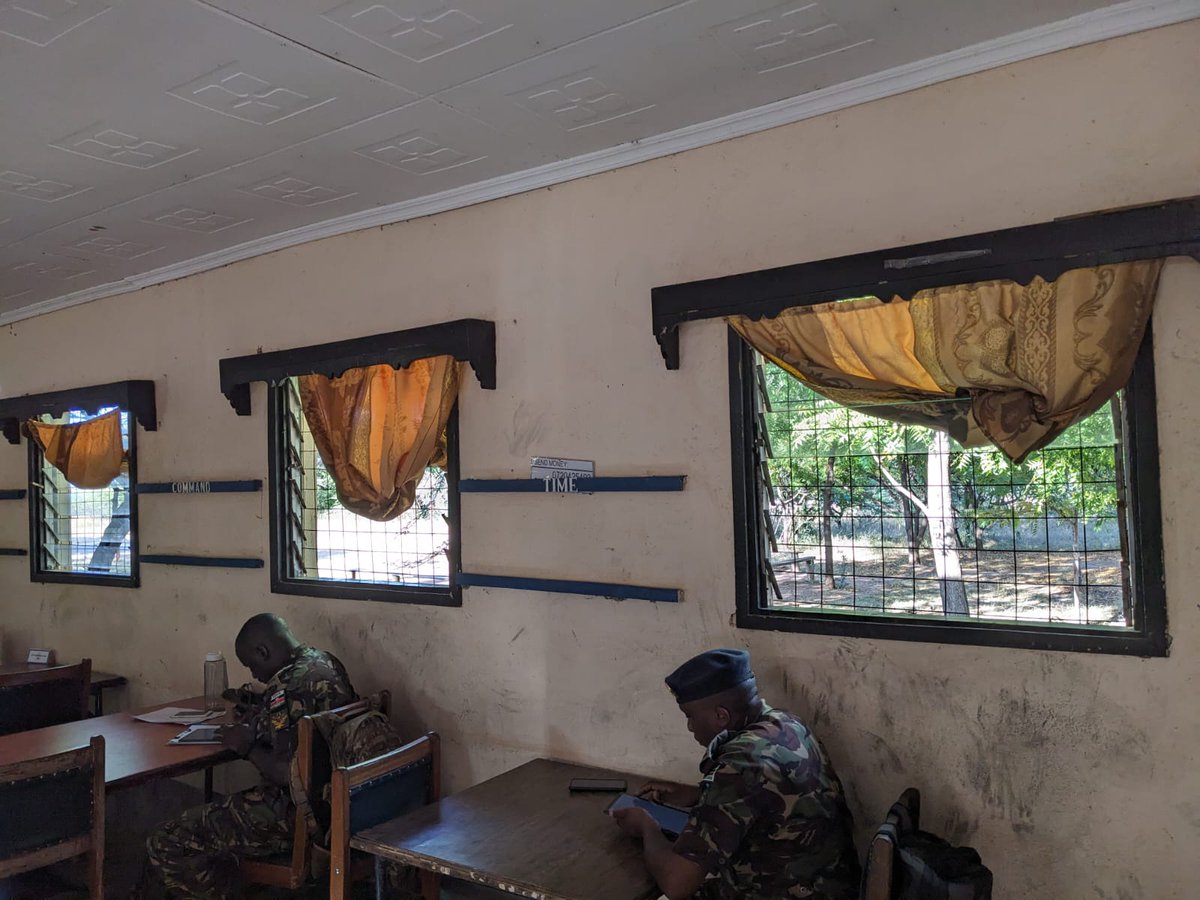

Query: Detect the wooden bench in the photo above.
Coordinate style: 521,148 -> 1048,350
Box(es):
772,554 -> 817,582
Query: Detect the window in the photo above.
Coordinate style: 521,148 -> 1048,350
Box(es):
730,329 -> 1166,655
268,378 -> 460,605
28,408 -> 138,587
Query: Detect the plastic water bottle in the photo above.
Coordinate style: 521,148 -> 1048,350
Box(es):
204,652 -> 228,712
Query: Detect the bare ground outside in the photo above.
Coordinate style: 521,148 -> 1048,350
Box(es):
769,542 -> 1127,626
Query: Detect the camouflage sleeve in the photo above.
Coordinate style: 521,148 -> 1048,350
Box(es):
262,659 -> 347,754
671,746 -> 783,874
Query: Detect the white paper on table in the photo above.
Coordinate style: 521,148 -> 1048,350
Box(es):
132,707 -> 222,724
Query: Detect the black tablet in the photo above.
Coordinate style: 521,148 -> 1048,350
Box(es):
170,725 -> 223,745
606,793 -> 690,836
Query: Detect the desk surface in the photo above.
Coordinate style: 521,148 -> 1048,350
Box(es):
0,695 -> 234,789
0,662 -> 126,692
352,758 -> 660,900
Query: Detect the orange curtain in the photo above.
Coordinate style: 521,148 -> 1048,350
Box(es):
298,357 -> 465,522
26,410 -> 126,489
730,260 -> 1163,463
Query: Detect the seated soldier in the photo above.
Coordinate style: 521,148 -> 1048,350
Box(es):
140,613 -> 357,900
611,648 -> 860,900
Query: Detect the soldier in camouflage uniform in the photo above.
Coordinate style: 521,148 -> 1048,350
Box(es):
139,613 -> 357,900
612,649 -> 860,899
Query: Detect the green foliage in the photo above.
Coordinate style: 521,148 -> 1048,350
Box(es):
315,465 -> 340,512
760,362 -> 1120,549
314,462 -> 448,518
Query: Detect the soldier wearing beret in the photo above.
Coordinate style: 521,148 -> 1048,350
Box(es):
611,649 -> 859,899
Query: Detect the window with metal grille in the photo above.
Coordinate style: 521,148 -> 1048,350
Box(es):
28,408 -> 138,587
730,329 -> 1166,655
268,378 -> 460,606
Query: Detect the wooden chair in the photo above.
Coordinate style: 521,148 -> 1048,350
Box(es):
329,731 -> 441,900
861,787 -> 920,900
0,659 -> 91,736
0,735 -> 105,898
238,691 -> 391,892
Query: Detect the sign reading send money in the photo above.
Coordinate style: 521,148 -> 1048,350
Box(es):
531,456 -> 595,492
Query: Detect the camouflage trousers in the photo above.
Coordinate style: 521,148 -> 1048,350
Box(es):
140,783 -> 292,900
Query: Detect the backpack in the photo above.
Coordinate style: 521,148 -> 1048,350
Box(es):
894,830 -> 993,900
289,701 -> 406,851
865,791 -> 993,900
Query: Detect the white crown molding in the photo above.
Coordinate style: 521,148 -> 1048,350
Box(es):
5,0 -> 1198,326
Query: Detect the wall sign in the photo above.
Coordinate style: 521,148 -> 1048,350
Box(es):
531,456 -> 594,493
136,479 -> 262,495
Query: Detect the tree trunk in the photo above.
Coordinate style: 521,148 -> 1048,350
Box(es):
899,456 -> 923,564
822,456 -> 837,590
88,488 -> 130,573
1070,517 -> 1083,621
927,431 -> 969,615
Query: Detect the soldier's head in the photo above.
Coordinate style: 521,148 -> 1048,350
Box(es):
665,649 -> 761,746
235,613 -> 301,682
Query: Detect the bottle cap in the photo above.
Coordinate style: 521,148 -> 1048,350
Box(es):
205,652 -> 224,662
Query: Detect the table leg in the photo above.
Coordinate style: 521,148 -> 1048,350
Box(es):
91,686 -> 103,717
204,767 -> 213,802
374,856 -> 384,900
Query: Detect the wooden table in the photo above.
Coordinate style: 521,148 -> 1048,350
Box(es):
352,758 -> 660,900
0,695 -> 234,793
0,662 -> 128,715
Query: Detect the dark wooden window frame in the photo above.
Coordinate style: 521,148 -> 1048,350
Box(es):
652,198 -> 1200,368
220,320 -> 496,607
652,199 -> 1199,656
219,319 -> 495,416
728,328 -> 1165,656
0,381 -> 155,589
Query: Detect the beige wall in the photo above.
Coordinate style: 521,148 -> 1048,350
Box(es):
2,21 -> 1199,898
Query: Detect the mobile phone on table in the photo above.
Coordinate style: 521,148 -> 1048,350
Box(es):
569,777 -> 627,793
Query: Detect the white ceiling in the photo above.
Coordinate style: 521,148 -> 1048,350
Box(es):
0,0 -> 1195,322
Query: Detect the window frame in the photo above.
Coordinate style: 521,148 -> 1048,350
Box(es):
729,325 -> 1168,656
266,384 -> 463,608
26,409 -> 141,589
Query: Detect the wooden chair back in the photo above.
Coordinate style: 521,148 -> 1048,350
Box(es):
0,735 -> 105,898
238,690 -> 391,891
0,659 -> 91,736
861,787 -> 921,900
329,731 -> 441,900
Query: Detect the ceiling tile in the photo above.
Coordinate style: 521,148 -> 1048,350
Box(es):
0,0 -> 1165,320
202,0 -> 690,95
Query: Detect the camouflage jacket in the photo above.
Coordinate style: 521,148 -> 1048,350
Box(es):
671,704 -> 860,899
250,645 -> 357,759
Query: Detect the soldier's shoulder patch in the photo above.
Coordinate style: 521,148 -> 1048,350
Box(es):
269,689 -> 286,709
270,708 -> 289,731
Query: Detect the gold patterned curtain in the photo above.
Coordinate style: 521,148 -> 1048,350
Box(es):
26,409 -> 126,489
298,356 -> 465,522
730,261 -> 1163,463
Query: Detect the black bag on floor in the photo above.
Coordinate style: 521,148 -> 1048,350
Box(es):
894,830 -> 993,900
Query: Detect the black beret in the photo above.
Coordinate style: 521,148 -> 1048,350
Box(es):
665,649 -> 754,704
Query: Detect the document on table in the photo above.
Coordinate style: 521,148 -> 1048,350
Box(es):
133,707 -> 222,724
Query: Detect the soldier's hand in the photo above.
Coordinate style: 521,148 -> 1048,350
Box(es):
609,806 -> 656,838
219,724 -> 254,757
637,780 -> 699,807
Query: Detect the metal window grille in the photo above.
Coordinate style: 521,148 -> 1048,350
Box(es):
32,409 -> 133,578
278,379 -> 451,588
754,355 -> 1133,628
